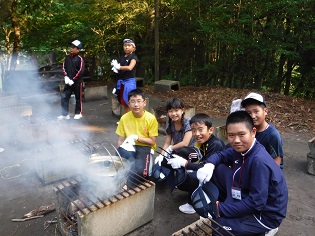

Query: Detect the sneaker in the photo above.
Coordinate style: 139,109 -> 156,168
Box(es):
265,227 -> 278,236
57,115 -> 70,120
179,203 -> 196,214
73,114 -> 82,120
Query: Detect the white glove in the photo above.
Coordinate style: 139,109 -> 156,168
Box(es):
155,154 -> 164,166
68,79 -> 74,86
197,163 -> 215,184
125,134 -> 138,143
110,59 -> 117,66
164,145 -> 173,158
167,154 -> 187,169
64,76 -> 70,84
120,138 -> 135,152
111,59 -> 121,70
111,67 -> 118,73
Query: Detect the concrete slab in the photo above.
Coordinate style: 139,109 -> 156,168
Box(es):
154,80 -> 180,92
84,85 -> 108,101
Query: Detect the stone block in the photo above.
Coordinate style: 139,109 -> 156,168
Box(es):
154,80 -> 180,93
84,85 -> 107,101
136,77 -> 144,87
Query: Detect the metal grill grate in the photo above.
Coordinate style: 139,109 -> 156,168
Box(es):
54,172 -> 155,236
172,218 -> 235,236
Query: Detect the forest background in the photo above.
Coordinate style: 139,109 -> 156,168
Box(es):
0,0 -> 314,99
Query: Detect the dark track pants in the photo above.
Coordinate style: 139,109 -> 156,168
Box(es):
211,164 -> 275,236
61,82 -> 83,115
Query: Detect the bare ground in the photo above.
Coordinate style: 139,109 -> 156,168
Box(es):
0,85 -> 314,236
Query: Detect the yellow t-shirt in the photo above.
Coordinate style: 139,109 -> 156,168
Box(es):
116,110 -> 159,150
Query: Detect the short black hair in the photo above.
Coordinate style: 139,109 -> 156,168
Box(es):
165,98 -> 185,111
190,113 -> 213,128
128,89 -> 145,101
226,111 -> 254,131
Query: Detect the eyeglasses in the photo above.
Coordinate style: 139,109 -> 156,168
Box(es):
129,100 -> 145,105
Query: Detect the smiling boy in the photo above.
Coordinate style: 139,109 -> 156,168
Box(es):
195,111 -> 288,236
116,89 -> 158,178
241,92 -> 284,168
167,113 -> 225,214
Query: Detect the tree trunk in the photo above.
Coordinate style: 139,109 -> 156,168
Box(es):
284,59 -> 294,95
9,0 -> 20,71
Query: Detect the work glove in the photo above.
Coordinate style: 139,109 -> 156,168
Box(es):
111,59 -> 121,70
64,76 -> 70,84
125,134 -> 138,143
120,137 -> 136,152
164,145 -> 173,159
154,154 -> 164,166
197,163 -> 215,184
167,154 -> 187,169
111,67 -> 118,73
68,79 -> 74,86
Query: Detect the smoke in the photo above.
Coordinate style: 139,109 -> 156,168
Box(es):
0,54 -> 128,207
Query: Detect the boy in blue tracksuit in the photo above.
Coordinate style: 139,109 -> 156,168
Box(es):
196,111 -> 288,236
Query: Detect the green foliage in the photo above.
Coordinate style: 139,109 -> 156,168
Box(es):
0,0 -> 314,99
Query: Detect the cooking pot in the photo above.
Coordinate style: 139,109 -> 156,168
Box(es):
86,154 -> 130,177
84,154 -> 131,193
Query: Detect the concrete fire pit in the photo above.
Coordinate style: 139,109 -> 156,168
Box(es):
307,137 -> 315,175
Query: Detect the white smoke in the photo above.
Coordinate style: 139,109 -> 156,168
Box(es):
0,53 -> 129,207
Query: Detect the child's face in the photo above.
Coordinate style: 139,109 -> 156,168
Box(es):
167,108 -> 184,122
244,104 -> 267,128
123,43 -> 135,55
227,122 -> 256,153
70,46 -> 80,55
190,122 -> 214,144
128,95 -> 146,116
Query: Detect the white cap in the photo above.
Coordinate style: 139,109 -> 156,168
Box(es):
70,40 -> 82,49
241,92 -> 266,107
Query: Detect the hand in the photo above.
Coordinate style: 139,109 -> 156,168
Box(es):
111,67 -> 118,73
110,59 -> 117,66
64,76 -> 70,84
167,154 -> 187,169
120,138 -> 136,152
165,145 -> 173,154
163,145 -> 173,158
68,79 -> 74,86
111,59 -> 121,70
155,154 -> 164,166
126,134 -> 138,143
197,163 -> 215,184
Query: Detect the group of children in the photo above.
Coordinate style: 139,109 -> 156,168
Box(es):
58,38 -> 287,236
116,88 -> 287,236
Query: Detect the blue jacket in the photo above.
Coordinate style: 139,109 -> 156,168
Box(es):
205,140 -> 288,227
